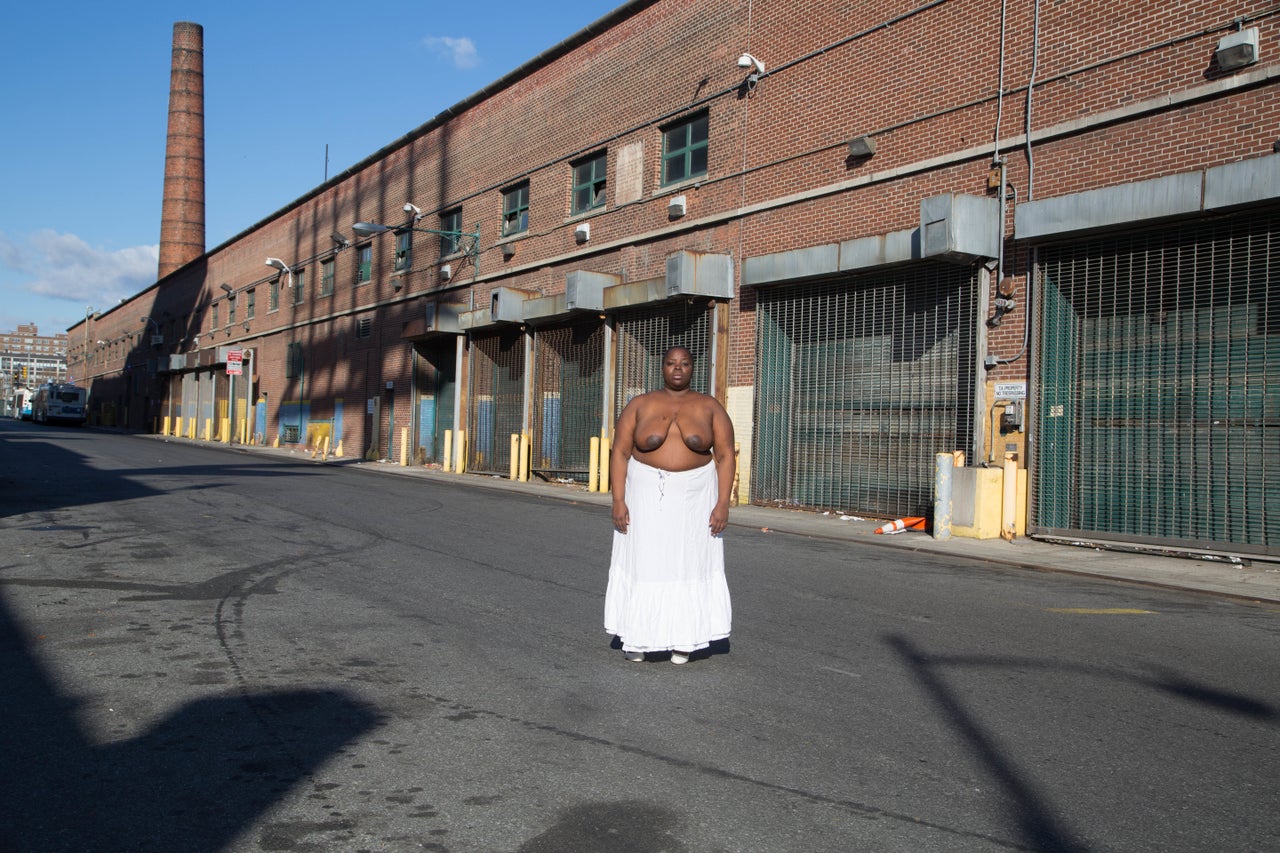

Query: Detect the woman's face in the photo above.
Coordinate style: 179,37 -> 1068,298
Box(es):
662,348 -> 693,390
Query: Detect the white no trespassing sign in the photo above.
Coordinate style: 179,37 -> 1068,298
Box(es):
993,382 -> 1026,399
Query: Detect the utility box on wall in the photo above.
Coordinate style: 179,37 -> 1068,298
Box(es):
920,194 -> 999,262
565,271 -> 617,311
424,302 -> 464,335
666,251 -> 733,299
490,287 -> 537,323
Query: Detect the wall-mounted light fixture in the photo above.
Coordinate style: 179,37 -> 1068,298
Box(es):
847,135 -> 877,158
331,231 -> 351,250
440,264 -> 453,282
668,195 -> 687,218
501,242 -> 516,260
354,217 -> 481,276
403,202 -> 423,221
574,222 -> 591,244
265,257 -> 295,288
219,282 -> 234,297
140,316 -> 164,346
242,321 -> 251,332
737,52 -> 765,76
1215,26 -> 1259,70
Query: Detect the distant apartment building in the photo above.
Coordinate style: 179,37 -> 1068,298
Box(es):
1,323 -> 68,387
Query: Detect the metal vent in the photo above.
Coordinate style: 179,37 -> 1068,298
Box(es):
356,317 -> 373,339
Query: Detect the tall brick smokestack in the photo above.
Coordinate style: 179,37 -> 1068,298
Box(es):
158,22 -> 206,279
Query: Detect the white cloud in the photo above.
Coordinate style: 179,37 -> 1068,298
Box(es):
423,36 -> 480,70
0,230 -> 159,306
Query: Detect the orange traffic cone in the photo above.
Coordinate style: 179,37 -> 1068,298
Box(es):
874,517 -> 927,534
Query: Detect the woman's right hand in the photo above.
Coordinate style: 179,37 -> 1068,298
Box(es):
612,499 -> 630,533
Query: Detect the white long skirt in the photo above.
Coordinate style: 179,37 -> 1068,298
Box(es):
604,457 -> 732,652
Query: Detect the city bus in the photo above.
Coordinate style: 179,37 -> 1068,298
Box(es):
12,387 -> 33,420
31,383 -> 87,426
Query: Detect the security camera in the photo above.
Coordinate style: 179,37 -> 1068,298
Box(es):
404,202 -> 423,220
737,53 -> 765,75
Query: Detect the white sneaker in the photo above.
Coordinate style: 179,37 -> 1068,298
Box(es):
669,651 -> 690,665
624,651 -> 645,662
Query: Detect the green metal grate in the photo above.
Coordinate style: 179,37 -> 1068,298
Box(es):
531,319 -> 605,479
752,263 -> 978,517
1032,208 -> 1280,554
414,340 -> 456,464
613,300 -> 712,411
468,327 -> 525,475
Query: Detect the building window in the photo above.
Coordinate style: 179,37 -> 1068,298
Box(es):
662,111 -> 709,185
320,259 -> 335,296
356,317 -> 373,339
395,231 -> 412,272
227,296 -> 236,326
572,151 -> 607,215
294,268 -> 306,304
357,244 -> 373,284
286,342 -> 303,378
211,303 -> 218,331
246,288 -> 256,320
269,281 -> 279,312
502,183 -> 529,237
440,208 -> 462,257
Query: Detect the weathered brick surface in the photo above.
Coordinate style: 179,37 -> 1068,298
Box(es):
158,22 -> 205,279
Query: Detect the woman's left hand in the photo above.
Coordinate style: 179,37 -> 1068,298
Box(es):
709,502 -> 729,536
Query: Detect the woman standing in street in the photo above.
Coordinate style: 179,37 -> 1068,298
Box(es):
604,346 -> 734,663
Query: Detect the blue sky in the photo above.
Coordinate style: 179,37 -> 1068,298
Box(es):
0,0 -> 624,336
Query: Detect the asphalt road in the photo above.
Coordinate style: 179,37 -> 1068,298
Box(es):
1,421 -> 1277,852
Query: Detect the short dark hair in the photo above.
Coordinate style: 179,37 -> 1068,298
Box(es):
663,345 -> 693,361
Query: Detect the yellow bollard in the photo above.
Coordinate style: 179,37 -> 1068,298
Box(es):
588,436 -> 600,492
519,432 -> 531,482
273,434 -> 280,448
457,431 -> 468,473
510,434 -> 521,480
400,427 -> 409,466
443,430 -> 453,472
335,439 -> 343,457
1001,453 -> 1017,542
599,433 -> 611,493
172,417 -> 181,438
322,435 -> 331,461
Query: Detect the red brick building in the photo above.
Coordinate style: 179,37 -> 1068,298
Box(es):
70,0 -> 1280,557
